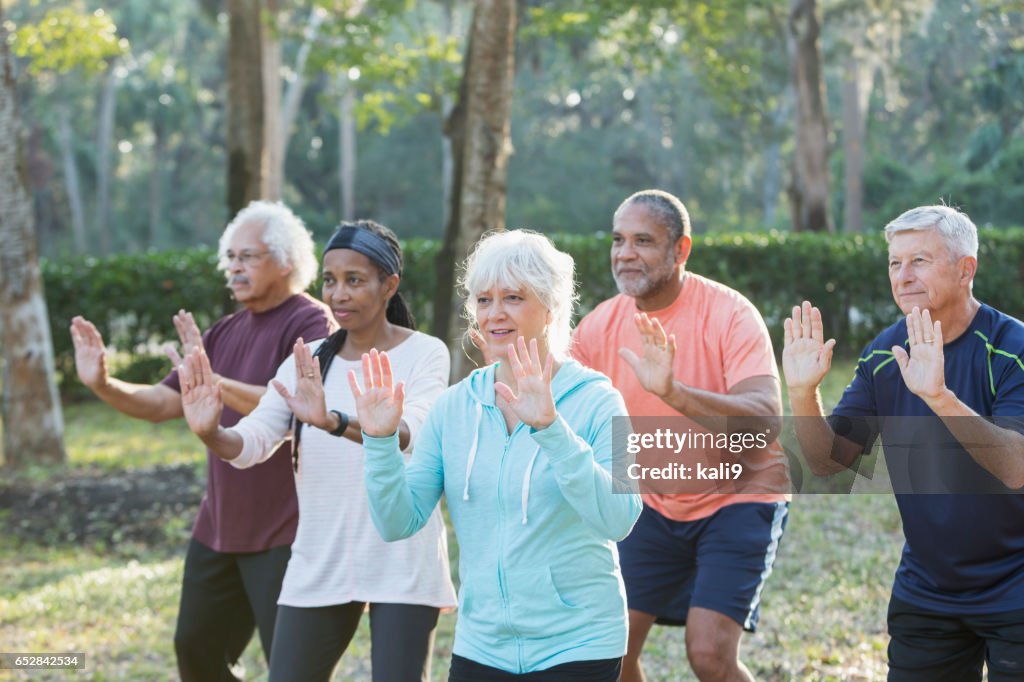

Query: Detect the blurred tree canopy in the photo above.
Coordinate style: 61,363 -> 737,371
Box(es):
3,0 -> 1023,253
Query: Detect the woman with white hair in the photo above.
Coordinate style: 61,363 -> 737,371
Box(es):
353,230 -> 643,681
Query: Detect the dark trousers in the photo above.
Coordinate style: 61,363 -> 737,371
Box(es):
268,602 -> 440,682
174,538 -> 290,682
448,654 -> 623,681
888,595 -> 1024,682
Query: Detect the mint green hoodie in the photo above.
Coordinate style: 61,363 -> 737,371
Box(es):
363,359 -> 642,673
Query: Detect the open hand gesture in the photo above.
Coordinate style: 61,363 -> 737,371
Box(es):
165,309 -> 205,366
70,316 -> 110,389
619,313 -> 676,398
494,337 -> 557,430
892,306 -> 945,401
782,301 -> 836,392
271,338 -> 329,427
179,348 -> 223,437
349,349 -> 406,438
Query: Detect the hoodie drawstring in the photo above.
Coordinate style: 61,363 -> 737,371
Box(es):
463,401 -> 483,501
521,447 -> 541,525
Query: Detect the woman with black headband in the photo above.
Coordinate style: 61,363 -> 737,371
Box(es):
177,220 -> 456,682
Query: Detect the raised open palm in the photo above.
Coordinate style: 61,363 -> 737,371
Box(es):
494,336 -> 556,430
782,301 -> 836,392
271,338 -> 329,427
892,306 -> 945,401
165,309 -> 206,366
179,348 -> 223,437
70,316 -> 111,389
619,312 -> 675,397
349,349 -> 406,438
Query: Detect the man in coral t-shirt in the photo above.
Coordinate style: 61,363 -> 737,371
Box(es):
573,190 -> 790,682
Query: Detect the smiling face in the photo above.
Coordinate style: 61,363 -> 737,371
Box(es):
887,229 -> 975,319
321,249 -> 398,332
223,220 -> 294,312
473,281 -> 552,362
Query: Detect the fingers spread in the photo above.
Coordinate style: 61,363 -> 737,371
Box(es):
380,351 -> 394,391
494,381 -> 515,403
348,369 -> 363,398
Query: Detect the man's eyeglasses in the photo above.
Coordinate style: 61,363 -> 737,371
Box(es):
223,250 -> 271,266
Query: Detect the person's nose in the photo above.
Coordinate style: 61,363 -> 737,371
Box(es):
615,242 -> 638,261
487,300 -> 508,321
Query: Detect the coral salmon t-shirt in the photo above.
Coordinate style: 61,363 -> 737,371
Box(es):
572,272 -> 790,522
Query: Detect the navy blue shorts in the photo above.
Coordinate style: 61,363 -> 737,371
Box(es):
618,501 -> 789,632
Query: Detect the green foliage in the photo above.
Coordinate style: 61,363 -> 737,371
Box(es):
10,5 -> 127,75
307,0 -> 462,134
44,248 -> 230,393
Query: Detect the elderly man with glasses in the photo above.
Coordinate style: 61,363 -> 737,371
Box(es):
70,201 -> 335,682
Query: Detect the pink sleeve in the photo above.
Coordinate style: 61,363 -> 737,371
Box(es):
722,298 -> 779,390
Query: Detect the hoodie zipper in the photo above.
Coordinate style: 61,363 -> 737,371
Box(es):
494,414 -> 527,672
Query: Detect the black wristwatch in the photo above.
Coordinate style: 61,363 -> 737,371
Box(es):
327,410 -> 350,437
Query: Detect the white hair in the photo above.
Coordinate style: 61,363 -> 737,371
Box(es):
461,230 -> 578,360
884,205 -> 979,260
217,200 -> 319,293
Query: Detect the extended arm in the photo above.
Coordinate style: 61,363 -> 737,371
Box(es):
620,312 -> 782,438
894,307 -> 1024,489
783,302 -> 865,475
71,316 -> 183,422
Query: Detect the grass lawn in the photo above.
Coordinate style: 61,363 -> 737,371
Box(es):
1,357 -> 906,680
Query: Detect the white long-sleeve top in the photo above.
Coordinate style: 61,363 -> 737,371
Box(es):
229,331 -> 457,609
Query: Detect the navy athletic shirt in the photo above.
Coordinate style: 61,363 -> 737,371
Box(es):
830,303 -> 1024,614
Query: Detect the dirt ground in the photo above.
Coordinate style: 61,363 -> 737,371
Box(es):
0,465 -> 204,547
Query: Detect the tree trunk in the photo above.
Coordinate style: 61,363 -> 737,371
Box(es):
262,0 -> 283,201
94,62 -> 118,253
227,0 -> 268,218
274,6 -> 325,195
439,1 -> 459,232
57,107 -> 87,253
339,78 -> 356,221
0,13 -> 66,468
842,55 -> 872,233
431,0 -> 518,377
786,0 -> 833,232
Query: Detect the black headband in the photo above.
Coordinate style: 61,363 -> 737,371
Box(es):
324,225 -> 401,276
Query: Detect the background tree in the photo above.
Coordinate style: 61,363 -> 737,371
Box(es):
431,0 -> 518,371
787,0 -> 833,232
0,4 -> 68,467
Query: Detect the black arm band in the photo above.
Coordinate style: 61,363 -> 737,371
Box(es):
327,409 -> 349,437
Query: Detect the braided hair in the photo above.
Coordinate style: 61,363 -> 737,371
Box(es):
292,220 -> 415,470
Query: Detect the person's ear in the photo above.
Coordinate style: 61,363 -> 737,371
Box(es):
959,256 -> 977,286
384,273 -> 400,299
675,235 -> 693,266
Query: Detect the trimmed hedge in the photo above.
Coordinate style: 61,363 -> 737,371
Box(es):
45,229 -> 1024,393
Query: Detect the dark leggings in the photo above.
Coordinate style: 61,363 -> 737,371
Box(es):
268,602 -> 440,682
449,654 -> 622,681
174,538 -> 291,682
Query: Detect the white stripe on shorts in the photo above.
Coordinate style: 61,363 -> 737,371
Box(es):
743,501 -> 788,631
